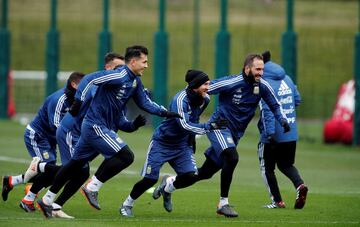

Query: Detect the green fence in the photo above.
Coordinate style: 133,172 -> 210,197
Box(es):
5,0 -> 357,122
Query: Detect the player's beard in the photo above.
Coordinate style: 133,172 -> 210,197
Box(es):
186,87 -> 204,107
243,70 -> 256,84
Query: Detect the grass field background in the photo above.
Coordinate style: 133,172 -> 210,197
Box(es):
0,119 -> 359,226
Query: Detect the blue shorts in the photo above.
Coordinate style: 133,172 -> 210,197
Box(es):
141,140 -> 197,180
56,125 -> 80,165
205,128 -> 237,167
72,121 -> 127,161
23,125 -> 57,162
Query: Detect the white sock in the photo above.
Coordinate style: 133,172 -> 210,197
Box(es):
219,197 -> 229,207
123,195 -> 135,207
38,163 -> 46,173
11,175 -> 23,186
52,203 -> 62,210
42,190 -> 56,205
164,176 -> 176,193
86,176 -> 103,192
23,191 -> 37,202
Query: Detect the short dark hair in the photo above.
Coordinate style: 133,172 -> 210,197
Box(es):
68,72 -> 85,84
125,45 -> 148,64
104,52 -> 124,65
242,54 -> 263,70
66,72 -> 85,91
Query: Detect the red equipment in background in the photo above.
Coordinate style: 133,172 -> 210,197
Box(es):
7,71 -> 16,118
323,80 -> 354,145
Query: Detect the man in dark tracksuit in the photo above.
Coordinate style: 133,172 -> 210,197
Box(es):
257,51 -> 308,209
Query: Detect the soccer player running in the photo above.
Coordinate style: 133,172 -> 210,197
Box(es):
49,52 -> 129,218
257,51 -> 308,209
36,45 -> 181,218
18,53 -> 134,219
1,72 -> 85,211
154,54 -> 290,218
120,70 -> 228,217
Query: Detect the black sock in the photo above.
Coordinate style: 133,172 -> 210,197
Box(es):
54,164 -> 90,207
220,148 -> 238,198
264,170 -> 282,202
29,171 -> 56,194
278,165 -> 304,188
49,159 -> 87,194
129,177 -> 157,200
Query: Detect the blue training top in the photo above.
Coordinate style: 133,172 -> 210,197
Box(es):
76,65 -> 166,129
152,89 -> 210,148
258,61 -> 301,143
30,86 -> 72,142
207,73 -> 287,141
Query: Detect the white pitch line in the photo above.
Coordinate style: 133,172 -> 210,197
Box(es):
0,156 -> 29,164
0,216 -> 358,225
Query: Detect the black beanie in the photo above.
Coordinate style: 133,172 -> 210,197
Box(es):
185,70 -> 209,89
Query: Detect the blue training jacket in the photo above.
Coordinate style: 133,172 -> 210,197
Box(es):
60,84 -> 136,138
258,61 -> 301,143
76,65 -> 166,129
60,83 -> 97,135
30,86 -> 72,142
152,89 -> 210,148
208,73 -> 287,141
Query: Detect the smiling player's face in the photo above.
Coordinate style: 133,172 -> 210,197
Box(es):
193,81 -> 210,98
245,58 -> 264,82
130,53 -> 148,76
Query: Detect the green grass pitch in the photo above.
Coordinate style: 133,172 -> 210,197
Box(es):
0,120 -> 359,226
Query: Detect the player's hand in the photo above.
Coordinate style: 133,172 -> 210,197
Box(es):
267,134 -> 277,149
209,117 -> 229,130
162,111 -> 182,119
133,115 -> 146,129
267,134 -> 277,144
281,119 -> 291,133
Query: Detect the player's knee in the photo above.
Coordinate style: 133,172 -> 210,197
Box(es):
264,166 -> 276,173
116,145 -> 135,166
221,147 -> 239,167
173,171 -> 198,189
143,177 -> 157,187
277,163 -> 292,172
70,159 -> 89,170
